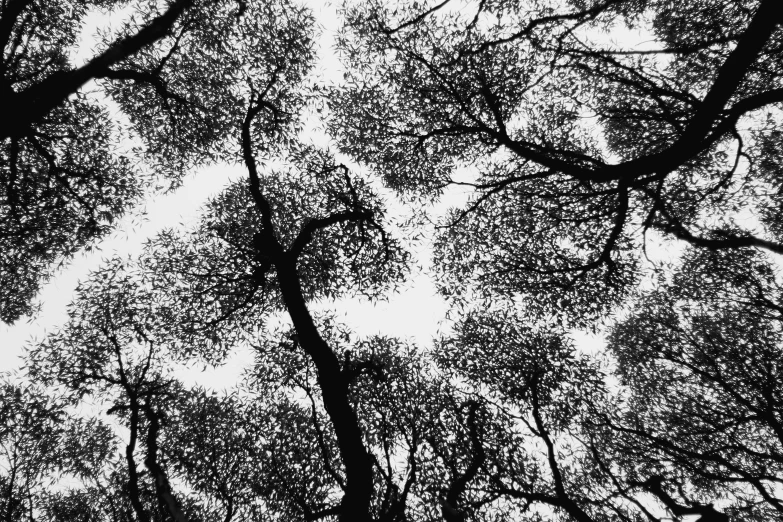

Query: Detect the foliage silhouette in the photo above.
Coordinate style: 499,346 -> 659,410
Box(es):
5,1 -> 783,522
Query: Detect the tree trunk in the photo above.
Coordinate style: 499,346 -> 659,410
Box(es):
276,258 -> 375,521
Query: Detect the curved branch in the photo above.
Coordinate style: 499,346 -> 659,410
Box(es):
381,0 -> 453,34
650,195 -> 783,255
466,0 -> 783,185
289,210 -> 374,260
449,0 -> 627,64
241,95 -> 277,238
530,377 -> 596,522
637,476 -> 729,522
599,0 -> 783,181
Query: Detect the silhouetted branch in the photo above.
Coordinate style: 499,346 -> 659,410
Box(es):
2,0 -> 195,138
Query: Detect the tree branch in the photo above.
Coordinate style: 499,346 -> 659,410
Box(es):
637,476 -> 729,522
289,210 -> 374,261
530,377 -> 596,522
3,0 -> 195,138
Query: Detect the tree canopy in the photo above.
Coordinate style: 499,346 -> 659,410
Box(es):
3,1 -> 783,521
0,0 -> 312,323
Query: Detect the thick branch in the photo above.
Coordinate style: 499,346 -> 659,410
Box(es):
600,0 -> 783,180
2,0 -> 194,138
473,0 -> 782,184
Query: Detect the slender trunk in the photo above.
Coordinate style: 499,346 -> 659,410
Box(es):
275,258 -> 374,521
141,403 -> 189,522
126,399 -> 151,522
241,91 -> 374,519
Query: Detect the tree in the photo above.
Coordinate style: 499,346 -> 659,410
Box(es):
0,379 -> 116,521
330,0 -> 783,322
326,3 -> 783,510
1,0 -> 191,322
602,246 -> 783,521
138,131 -> 412,520
8,1 -> 783,522
0,0 -> 313,323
